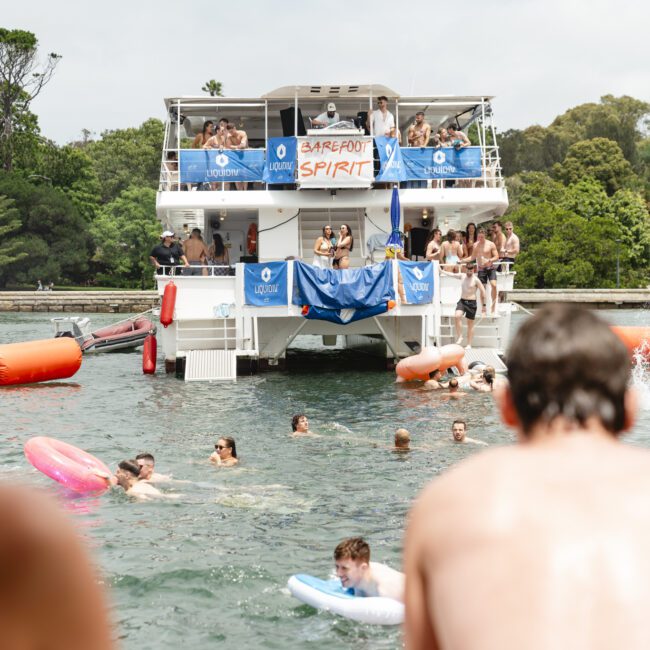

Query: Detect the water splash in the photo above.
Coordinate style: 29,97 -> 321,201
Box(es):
632,342 -> 650,410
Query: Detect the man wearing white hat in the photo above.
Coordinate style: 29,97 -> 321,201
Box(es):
149,231 -> 189,275
312,102 -> 340,128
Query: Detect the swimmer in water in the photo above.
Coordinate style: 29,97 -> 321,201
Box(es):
451,419 -> 487,445
440,378 -> 466,399
422,369 -> 449,391
334,537 -> 405,603
209,437 -> 239,466
115,460 -> 164,499
291,414 -> 317,437
394,428 -> 411,451
135,453 -> 172,483
470,365 -> 498,392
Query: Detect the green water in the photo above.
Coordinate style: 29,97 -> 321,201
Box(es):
1,311 -> 649,649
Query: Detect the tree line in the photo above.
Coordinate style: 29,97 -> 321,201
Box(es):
0,28 -> 648,289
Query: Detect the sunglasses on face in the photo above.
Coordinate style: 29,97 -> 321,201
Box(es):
215,444 -> 227,450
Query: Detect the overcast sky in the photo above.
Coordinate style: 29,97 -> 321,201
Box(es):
4,0 -> 649,144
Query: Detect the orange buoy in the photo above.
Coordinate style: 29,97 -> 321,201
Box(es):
142,334 -> 157,374
0,337 -> 82,386
160,281 -> 176,328
611,326 -> 650,362
395,344 -> 466,382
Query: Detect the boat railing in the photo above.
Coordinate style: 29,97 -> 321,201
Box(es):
158,142 -> 504,191
154,264 -> 234,277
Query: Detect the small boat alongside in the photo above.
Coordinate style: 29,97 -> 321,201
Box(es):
52,315 -> 156,353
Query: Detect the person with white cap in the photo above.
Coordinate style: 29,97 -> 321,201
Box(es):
312,102 -> 340,128
149,231 -> 189,275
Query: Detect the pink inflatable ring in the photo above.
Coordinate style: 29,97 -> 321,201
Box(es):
24,437 -> 111,495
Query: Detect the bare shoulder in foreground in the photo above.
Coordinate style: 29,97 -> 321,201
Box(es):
404,304 -> 650,650
0,485 -> 114,649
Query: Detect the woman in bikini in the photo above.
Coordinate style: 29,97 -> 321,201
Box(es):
333,224 -> 353,270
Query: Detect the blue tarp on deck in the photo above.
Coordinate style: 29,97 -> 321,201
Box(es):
292,261 -> 394,310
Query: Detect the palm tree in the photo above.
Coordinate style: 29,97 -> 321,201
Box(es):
201,80 -> 223,97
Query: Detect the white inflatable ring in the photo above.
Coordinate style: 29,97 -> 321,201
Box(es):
288,574 -> 404,626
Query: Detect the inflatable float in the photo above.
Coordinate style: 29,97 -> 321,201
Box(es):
395,343 -> 466,382
24,437 -> 111,495
287,574 -> 403,625
611,326 -> 650,363
0,337 -> 82,386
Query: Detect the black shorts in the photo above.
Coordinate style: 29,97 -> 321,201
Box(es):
478,267 -> 497,284
456,298 -> 477,320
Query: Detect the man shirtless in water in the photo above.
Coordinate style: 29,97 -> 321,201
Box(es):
404,304 -> 648,650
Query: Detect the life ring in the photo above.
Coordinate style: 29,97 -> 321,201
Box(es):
395,344 -> 466,382
247,223 -> 258,255
287,574 -> 403,625
24,437 -> 111,495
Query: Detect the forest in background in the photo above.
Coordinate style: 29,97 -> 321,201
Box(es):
0,29 -> 648,289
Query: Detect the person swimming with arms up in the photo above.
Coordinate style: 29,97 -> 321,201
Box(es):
334,537 -> 404,602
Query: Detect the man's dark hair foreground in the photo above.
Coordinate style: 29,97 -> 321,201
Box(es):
507,303 -> 630,434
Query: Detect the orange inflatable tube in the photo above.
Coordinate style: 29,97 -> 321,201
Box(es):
0,337 -> 82,386
611,326 -> 650,362
396,344 -> 466,382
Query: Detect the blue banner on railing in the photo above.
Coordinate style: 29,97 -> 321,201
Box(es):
399,261 -> 434,304
292,261 -> 394,309
263,137 -> 296,184
375,136 -> 407,182
401,146 -> 482,179
179,150 -> 265,183
244,262 -> 287,306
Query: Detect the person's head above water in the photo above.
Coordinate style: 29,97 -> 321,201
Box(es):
482,366 -> 495,386
394,428 -> 411,449
135,453 -> 155,480
429,369 -> 442,381
334,537 -> 371,590
452,419 -> 467,442
115,460 -> 140,489
291,414 -> 309,433
215,437 -> 237,459
448,378 -> 459,392
503,303 -> 634,437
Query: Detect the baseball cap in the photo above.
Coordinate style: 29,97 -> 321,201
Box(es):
161,230 -> 174,238
327,102 -> 336,112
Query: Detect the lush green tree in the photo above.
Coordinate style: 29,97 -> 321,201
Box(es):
85,118 -> 164,203
201,79 -> 223,97
553,138 -> 636,195
0,29 -> 60,171
608,189 -> 650,275
0,194 -> 27,269
510,203 -> 627,288
90,186 -> 160,288
0,173 -> 91,287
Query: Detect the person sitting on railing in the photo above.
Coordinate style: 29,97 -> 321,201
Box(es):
312,102 -> 340,128
224,122 -> 249,191
207,233 -> 230,276
447,124 -> 471,149
149,230 -> 189,275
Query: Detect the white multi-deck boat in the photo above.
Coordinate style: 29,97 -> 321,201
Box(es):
155,84 -> 511,381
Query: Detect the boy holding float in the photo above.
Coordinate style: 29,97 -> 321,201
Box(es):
334,537 -> 404,603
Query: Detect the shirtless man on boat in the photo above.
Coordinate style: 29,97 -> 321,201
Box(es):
334,537 -> 404,603
443,261 -> 486,348
404,304 -> 648,650
462,227 -> 499,315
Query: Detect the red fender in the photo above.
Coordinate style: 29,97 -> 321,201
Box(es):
160,281 -> 176,328
142,334 -> 157,375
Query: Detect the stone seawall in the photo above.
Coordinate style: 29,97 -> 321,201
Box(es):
504,289 -> 650,309
0,291 -> 159,313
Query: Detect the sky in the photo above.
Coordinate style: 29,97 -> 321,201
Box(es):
3,0 -> 649,145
